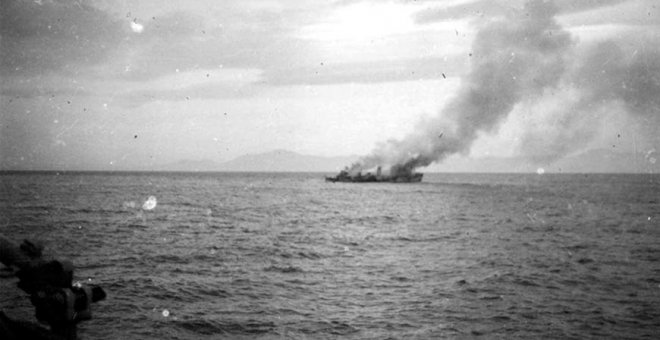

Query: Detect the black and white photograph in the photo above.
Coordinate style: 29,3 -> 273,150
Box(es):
1,0 -> 659,338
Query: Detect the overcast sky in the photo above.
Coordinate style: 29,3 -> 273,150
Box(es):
1,0 -> 658,171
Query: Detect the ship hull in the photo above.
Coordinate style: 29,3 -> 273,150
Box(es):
325,173 -> 423,183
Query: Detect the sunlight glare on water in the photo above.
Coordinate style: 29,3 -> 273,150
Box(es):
142,196 -> 157,210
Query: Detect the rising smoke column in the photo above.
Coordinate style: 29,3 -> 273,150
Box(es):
352,0 -> 574,172
353,0 -> 660,173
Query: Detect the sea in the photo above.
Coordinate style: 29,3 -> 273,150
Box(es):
1,171 -> 659,339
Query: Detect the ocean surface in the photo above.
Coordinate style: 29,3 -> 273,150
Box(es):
1,171 -> 659,339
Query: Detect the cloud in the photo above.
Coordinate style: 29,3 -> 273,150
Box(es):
553,0 -> 641,15
1,0 -> 472,93
96,8 -> 311,82
558,0 -> 660,29
116,68 -> 264,107
415,0 -> 633,24
0,73 -> 94,99
415,0 -> 510,24
0,0 -> 127,75
1,0 -> 302,81
264,56 -> 466,85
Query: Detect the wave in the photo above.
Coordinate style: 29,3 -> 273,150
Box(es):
149,254 -> 190,265
271,248 -> 324,260
392,235 -> 449,243
296,320 -> 360,336
263,265 -> 304,273
390,275 -> 412,282
5,172 -> 660,340
175,318 -> 276,335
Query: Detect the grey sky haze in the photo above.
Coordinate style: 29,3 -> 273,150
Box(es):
1,0 -> 658,171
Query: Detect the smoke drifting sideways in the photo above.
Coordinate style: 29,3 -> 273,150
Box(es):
349,0 -> 660,173
519,38 -> 660,164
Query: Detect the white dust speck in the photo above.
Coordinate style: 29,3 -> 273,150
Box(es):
162,309 -> 170,317
536,168 -> 545,175
650,157 -> 657,164
142,196 -> 157,210
130,21 -> 144,33
344,246 -> 349,252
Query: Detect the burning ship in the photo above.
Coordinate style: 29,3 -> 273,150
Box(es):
325,164 -> 423,183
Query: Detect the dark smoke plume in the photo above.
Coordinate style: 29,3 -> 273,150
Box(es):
349,0 -> 660,172
351,0 -> 573,172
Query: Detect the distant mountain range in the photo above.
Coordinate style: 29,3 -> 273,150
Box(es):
159,148 -> 658,173
160,149 -> 358,173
